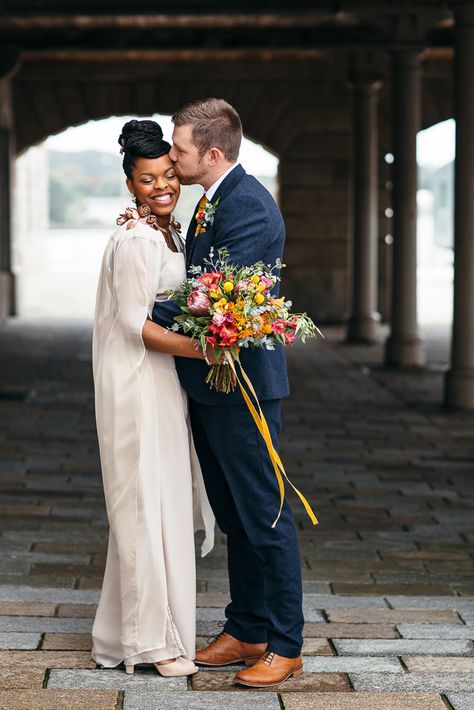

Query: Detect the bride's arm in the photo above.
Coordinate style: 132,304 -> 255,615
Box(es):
141,319 -> 204,359
142,319 -> 223,363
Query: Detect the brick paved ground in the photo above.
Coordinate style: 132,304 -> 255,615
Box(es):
0,320 -> 473,710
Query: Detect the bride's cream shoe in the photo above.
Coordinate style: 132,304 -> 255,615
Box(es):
125,656 -> 198,677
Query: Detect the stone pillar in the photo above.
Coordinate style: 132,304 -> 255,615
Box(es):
384,49 -> 425,367
445,4 -> 474,408
0,50 -> 20,322
347,73 -> 382,343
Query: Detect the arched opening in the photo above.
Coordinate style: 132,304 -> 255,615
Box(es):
417,119 -> 454,330
13,115 -> 278,319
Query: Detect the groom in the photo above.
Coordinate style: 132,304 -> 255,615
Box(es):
152,98 -> 304,687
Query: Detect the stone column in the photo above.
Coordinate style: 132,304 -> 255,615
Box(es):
445,4 -> 474,408
0,50 -> 20,322
384,49 -> 425,367
347,73 -> 382,343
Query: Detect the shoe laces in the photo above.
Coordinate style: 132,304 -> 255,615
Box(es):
206,621 -> 226,646
262,651 -> 275,666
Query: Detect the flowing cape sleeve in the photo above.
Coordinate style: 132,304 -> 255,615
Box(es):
92,226 -> 164,519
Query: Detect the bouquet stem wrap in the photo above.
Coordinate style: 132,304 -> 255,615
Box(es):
225,352 -> 318,528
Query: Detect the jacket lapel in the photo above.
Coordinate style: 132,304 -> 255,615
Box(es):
186,165 -> 246,268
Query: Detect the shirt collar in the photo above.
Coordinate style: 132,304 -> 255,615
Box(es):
205,163 -> 239,202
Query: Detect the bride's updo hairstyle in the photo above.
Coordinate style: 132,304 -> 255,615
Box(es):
119,119 -> 171,179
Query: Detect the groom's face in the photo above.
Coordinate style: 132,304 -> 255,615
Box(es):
170,124 -> 208,186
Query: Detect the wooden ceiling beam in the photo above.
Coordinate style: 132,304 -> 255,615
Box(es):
0,12 -> 358,31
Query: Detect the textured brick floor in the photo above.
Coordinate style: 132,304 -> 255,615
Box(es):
0,319 -> 473,709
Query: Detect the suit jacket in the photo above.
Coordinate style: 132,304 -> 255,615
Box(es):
152,164 -> 290,406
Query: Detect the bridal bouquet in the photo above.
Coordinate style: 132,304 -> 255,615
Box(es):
169,247 -> 321,393
169,248 -> 321,527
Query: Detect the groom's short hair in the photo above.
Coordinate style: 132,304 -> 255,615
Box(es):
172,98 -> 242,162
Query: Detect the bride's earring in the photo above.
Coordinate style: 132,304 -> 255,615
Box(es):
130,193 -> 137,204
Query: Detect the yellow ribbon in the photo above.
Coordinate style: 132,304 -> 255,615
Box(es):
224,352 -> 318,528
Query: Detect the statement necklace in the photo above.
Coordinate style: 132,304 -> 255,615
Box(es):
116,203 -> 182,247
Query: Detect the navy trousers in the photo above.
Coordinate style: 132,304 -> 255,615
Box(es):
189,398 -> 304,658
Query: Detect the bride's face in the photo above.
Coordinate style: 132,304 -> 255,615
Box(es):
126,154 -> 180,218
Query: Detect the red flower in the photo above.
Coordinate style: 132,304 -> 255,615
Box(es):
198,271 -> 223,289
271,320 -> 288,335
207,321 -> 238,347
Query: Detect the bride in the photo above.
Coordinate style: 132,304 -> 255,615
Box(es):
91,119 -> 214,677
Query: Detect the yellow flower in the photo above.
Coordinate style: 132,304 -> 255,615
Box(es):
262,324 -> 272,334
251,275 -> 260,284
209,289 -> 222,300
223,281 -> 234,292
254,293 -> 265,305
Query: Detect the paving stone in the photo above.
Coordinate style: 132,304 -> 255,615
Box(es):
302,594 -> 389,610
299,656 -> 402,673
196,593 -> 230,607
123,690 -> 281,709
0,632 -> 41,649
0,574 -> 77,588
447,693 -> 474,710
280,692 -> 447,709
192,670 -> 350,692
304,623 -> 397,639
0,601 -> 57,616
332,582 -> 457,596
334,639 -> 473,656
327,609 -> 462,624
387,595 -> 474,611
402,655 -> 474,673
0,616 -> 92,632
57,603 -> 97,617
397,624 -> 474,639
0,586 -> 100,603
47,668 -> 187,690
42,633 -> 92,650
302,638 -> 334,655
0,689 -> 118,710
0,666 -> 45,689
350,673 -> 474,692
0,650 -> 95,669
77,576 -> 103,589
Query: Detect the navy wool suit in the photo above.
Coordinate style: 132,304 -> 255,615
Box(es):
152,164 -> 304,657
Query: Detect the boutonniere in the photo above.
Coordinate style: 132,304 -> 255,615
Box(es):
195,198 -> 220,237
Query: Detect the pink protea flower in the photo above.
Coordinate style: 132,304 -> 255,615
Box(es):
187,290 -> 211,315
234,278 -> 251,294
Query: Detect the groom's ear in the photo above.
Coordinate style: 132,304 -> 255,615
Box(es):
208,147 -> 224,167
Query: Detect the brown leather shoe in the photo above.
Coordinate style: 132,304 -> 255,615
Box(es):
234,651 -> 303,687
195,631 -> 267,667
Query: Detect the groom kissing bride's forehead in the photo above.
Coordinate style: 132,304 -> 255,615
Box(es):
152,97 -> 305,688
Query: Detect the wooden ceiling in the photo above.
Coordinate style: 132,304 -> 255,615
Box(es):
0,2 -> 453,54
